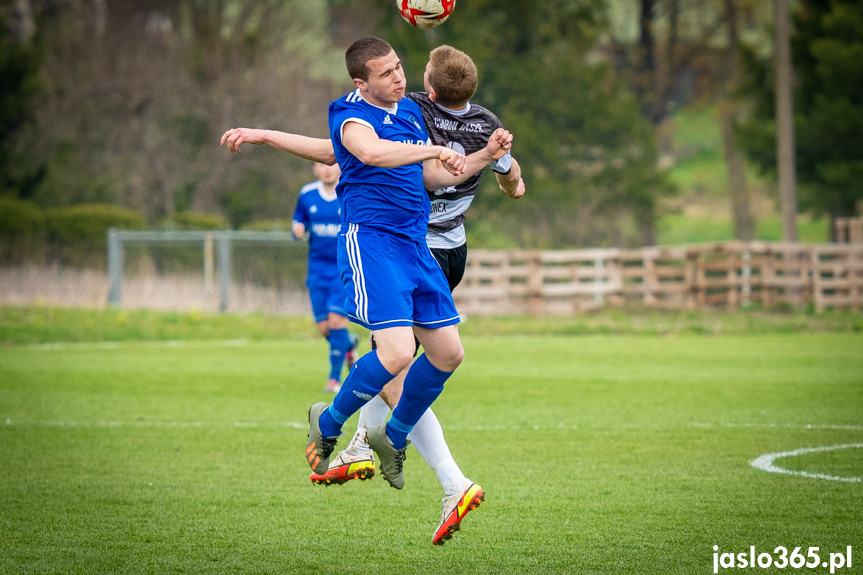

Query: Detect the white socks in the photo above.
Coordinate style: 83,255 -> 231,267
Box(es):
407,408 -> 468,497
359,394 -> 390,428
346,394 -> 390,455
432,457 -> 468,498
347,394 -> 468,497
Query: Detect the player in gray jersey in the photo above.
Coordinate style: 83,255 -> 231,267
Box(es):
412,92 -> 513,241
408,87 -> 523,288
221,44 -> 524,546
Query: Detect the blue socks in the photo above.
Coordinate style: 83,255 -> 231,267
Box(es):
317,351 -> 454,449
387,353 -> 452,449
318,349 -> 394,438
327,328 -> 353,381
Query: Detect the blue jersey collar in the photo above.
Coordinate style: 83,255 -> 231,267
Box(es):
355,89 -> 399,115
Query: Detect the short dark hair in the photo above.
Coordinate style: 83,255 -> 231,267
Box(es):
427,45 -> 478,108
345,37 -> 394,81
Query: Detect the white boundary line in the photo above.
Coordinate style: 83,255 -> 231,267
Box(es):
4,418 -> 862,433
750,443 -> 863,483
0,419 -> 564,431
2,418 -> 307,429
31,339 -> 252,351
691,422 -> 863,431
8,416 -> 861,483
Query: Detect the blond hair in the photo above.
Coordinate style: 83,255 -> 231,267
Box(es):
427,45 -> 478,108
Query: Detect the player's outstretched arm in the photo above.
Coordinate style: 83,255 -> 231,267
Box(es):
422,128 -> 513,191
342,121 -> 458,169
496,156 -> 525,199
220,128 -> 337,165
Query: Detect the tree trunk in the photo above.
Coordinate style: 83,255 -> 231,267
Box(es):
656,0 -> 679,163
9,0 -> 35,41
721,0 -> 755,241
720,106 -> 754,240
638,0 -> 657,121
775,0 -> 798,241
92,0 -> 107,40
636,210 -> 656,247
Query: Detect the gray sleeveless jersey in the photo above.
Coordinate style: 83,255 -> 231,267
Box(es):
407,92 -> 512,249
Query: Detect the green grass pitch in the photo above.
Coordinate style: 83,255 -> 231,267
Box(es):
1,330 -> 862,574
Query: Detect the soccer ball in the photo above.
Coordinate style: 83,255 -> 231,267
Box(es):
397,0 -> 456,29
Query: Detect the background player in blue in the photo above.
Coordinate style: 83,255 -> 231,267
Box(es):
291,162 -> 358,393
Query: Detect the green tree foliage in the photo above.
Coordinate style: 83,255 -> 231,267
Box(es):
0,24 -> 43,197
241,219 -> 292,231
9,1 -> 683,249
13,0 -> 345,225
384,0 -> 676,247
161,211 -> 231,231
0,196 -> 46,263
45,204 -> 146,268
739,0 -> 863,227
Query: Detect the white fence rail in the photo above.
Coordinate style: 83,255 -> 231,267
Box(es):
455,241 -> 863,314
2,234 -> 861,315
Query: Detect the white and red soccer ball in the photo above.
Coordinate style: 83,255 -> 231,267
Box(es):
397,0 -> 456,29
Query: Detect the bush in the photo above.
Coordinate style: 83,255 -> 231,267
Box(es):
0,196 -> 47,263
162,211 -> 231,230
241,219 -> 293,232
45,203 -> 146,268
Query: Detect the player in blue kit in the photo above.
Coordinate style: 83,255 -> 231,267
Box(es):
305,37 -> 511,494
291,162 -> 358,393
221,40 -> 515,545
317,44 -> 523,545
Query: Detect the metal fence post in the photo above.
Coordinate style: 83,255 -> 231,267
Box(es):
107,228 -> 123,307
204,232 -> 214,311
217,232 -> 231,312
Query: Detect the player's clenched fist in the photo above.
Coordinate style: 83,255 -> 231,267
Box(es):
487,128 -> 512,160
438,147 -> 467,175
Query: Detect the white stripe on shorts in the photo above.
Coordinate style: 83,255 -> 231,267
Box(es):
346,223 -> 368,323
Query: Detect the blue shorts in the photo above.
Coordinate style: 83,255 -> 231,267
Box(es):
307,275 -> 348,323
338,223 -> 460,331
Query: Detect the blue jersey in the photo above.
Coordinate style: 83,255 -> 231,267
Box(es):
292,180 -> 341,287
328,89 -> 431,241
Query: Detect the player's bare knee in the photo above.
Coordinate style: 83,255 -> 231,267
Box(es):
445,346 -> 465,371
429,343 -> 464,372
377,344 -> 415,375
327,313 -> 347,330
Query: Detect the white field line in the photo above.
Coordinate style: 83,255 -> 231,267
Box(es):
2,418 -> 306,429
4,418 -> 862,434
691,422 -> 863,431
7,416 -> 860,483
1,419 -> 564,431
750,443 -> 863,483
31,339 -> 251,351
